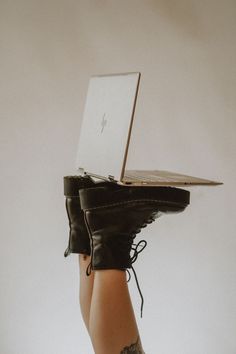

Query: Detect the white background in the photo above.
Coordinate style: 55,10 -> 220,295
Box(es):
0,1 -> 235,353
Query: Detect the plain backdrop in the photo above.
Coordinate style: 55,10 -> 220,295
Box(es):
0,1 -> 235,353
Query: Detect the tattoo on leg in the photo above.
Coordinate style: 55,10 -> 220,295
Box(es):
120,336 -> 145,354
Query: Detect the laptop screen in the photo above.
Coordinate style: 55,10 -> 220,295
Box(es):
75,72 -> 140,180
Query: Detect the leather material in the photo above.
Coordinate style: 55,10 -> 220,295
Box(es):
64,175 -> 95,196
80,185 -> 190,211
63,175 -> 111,256
84,202 -> 161,270
64,196 -> 92,256
82,186 -> 190,270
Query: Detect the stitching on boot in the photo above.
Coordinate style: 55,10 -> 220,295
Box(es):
84,198 -> 185,210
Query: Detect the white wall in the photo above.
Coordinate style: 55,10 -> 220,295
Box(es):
0,1 -> 235,353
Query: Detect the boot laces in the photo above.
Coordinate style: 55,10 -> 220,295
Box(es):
126,211 -> 162,317
126,239 -> 147,318
86,211 -> 162,316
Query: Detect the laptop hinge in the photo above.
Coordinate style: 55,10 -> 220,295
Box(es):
78,167 -> 85,176
78,169 -> 117,183
108,174 -> 115,181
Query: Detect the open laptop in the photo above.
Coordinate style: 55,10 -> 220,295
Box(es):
75,72 -> 222,187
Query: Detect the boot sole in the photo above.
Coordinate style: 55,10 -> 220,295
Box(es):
79,185 -> 190,211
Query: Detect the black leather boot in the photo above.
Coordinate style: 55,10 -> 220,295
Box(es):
63,175 -> 95,257
80,185 -> 190,316
80,185 -> 190,268
63,175 -> 118,257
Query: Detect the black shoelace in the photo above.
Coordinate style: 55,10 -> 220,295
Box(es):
86,238 -> 147,318
126,211 -> 161,317
85,210 -> 161,317
126,239 -> 147,318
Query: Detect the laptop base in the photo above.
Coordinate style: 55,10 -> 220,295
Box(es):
80,169 -> 222,187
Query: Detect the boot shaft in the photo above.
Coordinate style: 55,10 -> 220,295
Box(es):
80,185 -> 190,269
84,200 -> 166,270
63,175 -> 95,256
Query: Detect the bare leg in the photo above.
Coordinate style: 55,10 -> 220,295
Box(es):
78,254 -> 94,332
89,269 -> 145,354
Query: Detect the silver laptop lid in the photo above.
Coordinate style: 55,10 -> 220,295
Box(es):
75,72 -> 140,181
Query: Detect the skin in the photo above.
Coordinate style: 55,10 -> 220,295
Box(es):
78,255 -> 145,354
78,254 -> 95,331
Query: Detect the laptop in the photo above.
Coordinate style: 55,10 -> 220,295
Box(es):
75,72 -> 222,187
